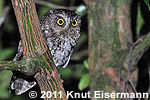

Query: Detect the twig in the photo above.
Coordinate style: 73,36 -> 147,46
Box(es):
124,79 -> 141,100
118,36 -> 145,80
119,34 -> 150,79
129,80 -> 141,100
34,0 -> 78,10
127,35 -> 146,76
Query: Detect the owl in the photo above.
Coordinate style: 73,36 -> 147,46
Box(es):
10,9 -> 81,95
40,9 -> 81,68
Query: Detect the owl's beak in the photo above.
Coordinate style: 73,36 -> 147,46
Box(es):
65,29 -> 70,36
67,31 -> 70,36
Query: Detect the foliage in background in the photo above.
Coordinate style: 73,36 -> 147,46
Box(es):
0,0 -> 3,16
144,0 -> 150,10
137,4 -> 144,37
0,1 -> 23,99
78,60 -> 90,91
0,44 -> 20,100
75,5 -> 87,16
0,42 -> 15,99
0,0 -> 14,99
0,28 -> 19,100
58,59 -> 90,91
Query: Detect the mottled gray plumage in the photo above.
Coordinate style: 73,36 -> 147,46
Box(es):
10,9 -> 81,95
40,9 -> 81,68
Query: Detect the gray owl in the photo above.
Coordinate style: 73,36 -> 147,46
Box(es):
10,9 -> 81,95
40,9 -> 81,68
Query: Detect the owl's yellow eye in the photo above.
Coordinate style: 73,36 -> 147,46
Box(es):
72,20 -> 77,27
57,19 -> 64,26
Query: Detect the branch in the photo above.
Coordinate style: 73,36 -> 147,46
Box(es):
34,0 -> 77,10
0,58 -> 40,76
0,61 -> 25,71
11,0 -> 68,99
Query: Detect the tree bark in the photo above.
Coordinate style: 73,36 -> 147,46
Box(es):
84,0 -> 143,99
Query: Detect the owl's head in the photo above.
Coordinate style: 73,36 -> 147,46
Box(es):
40,9 -> 81,40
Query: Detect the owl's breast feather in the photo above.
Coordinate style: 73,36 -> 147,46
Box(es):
46,36 -> 74,68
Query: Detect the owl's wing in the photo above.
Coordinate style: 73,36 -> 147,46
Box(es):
62,48 -> 73,68
13,40 -> 23,61
10,40 -> 36,95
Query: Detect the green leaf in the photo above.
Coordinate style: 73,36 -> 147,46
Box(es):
137,5 -> 144,36
144,0 -> 150,10
0,48 -> 15,60
58,67 -> 72,79
0,0 -> 4,16
38,7 -> 51,19
75,5 -> 87,16
0,71 -> 12,99
78,73 -> 90,91
83,60 -> 89,70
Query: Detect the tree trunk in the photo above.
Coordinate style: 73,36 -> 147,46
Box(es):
84,0 -> 139,99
